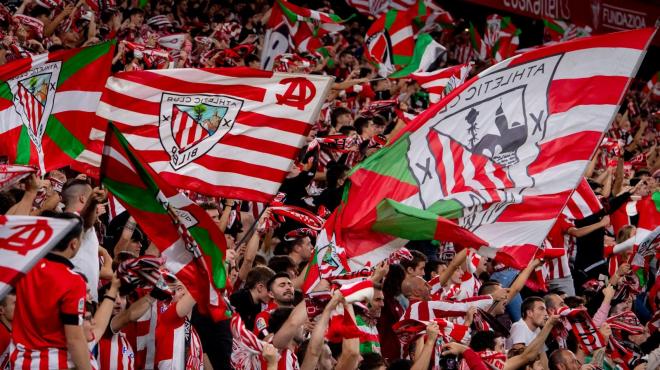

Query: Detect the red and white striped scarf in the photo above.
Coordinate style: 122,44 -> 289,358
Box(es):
554,307 -> 605,353
606,310 -> 644,369
230,314 -> 264,370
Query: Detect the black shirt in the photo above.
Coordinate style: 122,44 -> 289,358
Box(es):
229,288 -> 262,331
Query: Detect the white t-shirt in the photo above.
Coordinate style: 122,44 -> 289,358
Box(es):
70,227 -> 100,302
507,319 -> 541,349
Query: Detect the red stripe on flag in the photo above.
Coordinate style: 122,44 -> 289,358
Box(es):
137,149 -> 288,183
101,89 -> 160,116
0,265 -> 25,287
237,111 -> 310,136
496,191 -> 572,222
205,67 -> 274,79
427,131 -> 449,196
116,71 -> 267,102
528,131 -> 602,175
507,28 -> 654,67
549,76 -> 629,114
221,133 -> 300,159
158,172 -> 276,202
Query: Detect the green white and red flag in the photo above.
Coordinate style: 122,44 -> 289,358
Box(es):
101,124 -> 230,321
388,34 -> 446,78
273,0 -> 348,53
484,14 -> 521,62
96,67 -> 332,202
543,19 -> 592,43
364,1 -> 428,76
304,28 -> 656,291
0,215 -> 78,300
468,22 -> 488,61
0,41 -> 114,176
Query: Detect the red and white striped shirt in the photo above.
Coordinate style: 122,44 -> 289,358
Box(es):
154,303 -> 203,370
544,214 -> 575,280
125,300 -> 158,370
98,330 -> 134,370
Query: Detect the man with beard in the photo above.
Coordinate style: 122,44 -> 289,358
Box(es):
254,272 -> 295,339
356,284 -> 385,354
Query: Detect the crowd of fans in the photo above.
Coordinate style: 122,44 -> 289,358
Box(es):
0,0 -> 659,369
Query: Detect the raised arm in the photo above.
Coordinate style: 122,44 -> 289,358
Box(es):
93,275 -> 121,340
508,258 -> 542,300
110,294 -> 155,332
504,315 -> 558,370
335,304 -> 361,370
438,249 -> 468,287
411,322 -> 439,370
300,292 -> 343,370
271,301 -> 308,349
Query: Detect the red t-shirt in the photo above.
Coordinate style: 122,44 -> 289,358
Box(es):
154,303 -> 203,370
253,302 -> 278,339
11,253 -> 86,369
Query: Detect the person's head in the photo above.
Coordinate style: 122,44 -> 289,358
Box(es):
267,272 -> 294,306
267,255 -> 298,278
0,291 -> 16,323
563,296 -> 586,309
61,179 -> 93,212
83,302 -> 97,342
245,54 -> 260,69
479,280 -> 506,315
298,339 -> 336,370
43,211 -> 84,259
469,330 -> 497,351
521,296 -> 547,329
338,50 -> 355,67
99,284 -> 127,316
548,349 -> 581,370
628,326 -> 650,345
128,8 -> 145,26
245,266 -> 275,304
326,163 -> 349,190
616,225 -> 636,244
544,293 -> 566,315
269,307 -> 303,343
449,264 -> 465,285
424,260 -> 445,280
367,284 -> 385,318
360,352 -> 386,370
331,107 -> 353,131
200,202 -> 221,229
508,345 -> 542,370
401,276 -> 430,301
400,250 -> 427,278
289,237 -> 313,262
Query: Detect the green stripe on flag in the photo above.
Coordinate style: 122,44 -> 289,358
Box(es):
373,198 -> 441,240
350,133 -> 417,186
427,199 -> 464,219
392,54 -> 412,66
102,178 -> 167,214
389,34 -> 434,78
190,227 -> 227,289
0,82 -> 12,101
44,115 -> 85,158
652,191 -> 660,212
16,126 -> 31,164
384,10 -> 398,30
58,41 -> 113,87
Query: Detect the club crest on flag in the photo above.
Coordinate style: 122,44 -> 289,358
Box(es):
407,54 -> 561,230
366,31 -> 395,76
158,93 -> 243,170
9,61 -> 61,150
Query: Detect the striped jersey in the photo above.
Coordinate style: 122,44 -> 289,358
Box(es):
154,303 -> 203,370
98,329 -> 135,370
544,214 -> 575,280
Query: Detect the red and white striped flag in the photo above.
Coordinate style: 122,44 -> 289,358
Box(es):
411,63 -> 472,104
0,164 -> 36,191
230,314 -> 265,370
402,295 -> 494,321
0,215 -> 78,300
562,177 -> 603,220
96,68 -> 332,202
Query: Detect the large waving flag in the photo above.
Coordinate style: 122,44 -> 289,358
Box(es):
101,124 -> 230,321
96,67 -> 332,202
0,215 -> 78,300
562,177 -> 602,220
305,28 -> 656,290
0,41 -> 114,175
275,0 -> 348,53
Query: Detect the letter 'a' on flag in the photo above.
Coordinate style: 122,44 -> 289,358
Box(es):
95,67 -> 333,203
0,215 -> 78,300
101,124 -> 230,321
304,28 -> 656,291
0,41 -> 115,175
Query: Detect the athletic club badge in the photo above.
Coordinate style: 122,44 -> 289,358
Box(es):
158,93 -> 243,170
9,61 -> 61,150
406,54 -> 562,231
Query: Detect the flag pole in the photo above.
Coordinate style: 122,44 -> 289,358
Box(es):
236,206 -> 267,247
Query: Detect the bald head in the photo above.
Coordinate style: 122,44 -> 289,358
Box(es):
401,276 -> 430,301
549,349 -> 580,370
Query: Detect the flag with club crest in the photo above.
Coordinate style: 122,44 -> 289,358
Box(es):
304,28 -> 656,291
95,67 -> 332,202
0,215 -> 78,300
101,124 -> 230,321
0,41 -> 114,175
